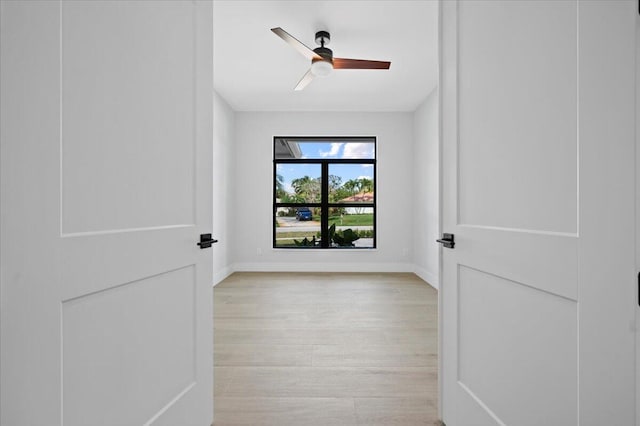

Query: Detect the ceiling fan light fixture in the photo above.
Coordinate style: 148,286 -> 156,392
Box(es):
310,59 -> 333,77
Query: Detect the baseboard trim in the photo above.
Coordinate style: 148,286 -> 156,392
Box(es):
232,262 -> 414,273
213,265 -> 234,286
413,266 -> 439,290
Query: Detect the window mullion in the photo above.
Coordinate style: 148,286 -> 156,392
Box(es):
321,162 -> 329,248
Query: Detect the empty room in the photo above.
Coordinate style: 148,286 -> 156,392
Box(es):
1,1 -> 638,426
211,1 -> 440,424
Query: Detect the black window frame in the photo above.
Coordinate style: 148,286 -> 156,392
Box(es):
273,136 -> 377,249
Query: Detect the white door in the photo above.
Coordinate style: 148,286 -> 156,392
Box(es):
0,1 -> 213,425
441,1 -> 636,425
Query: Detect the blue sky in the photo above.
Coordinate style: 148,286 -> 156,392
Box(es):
277,142 -> 374,194
300,142 -> 374,160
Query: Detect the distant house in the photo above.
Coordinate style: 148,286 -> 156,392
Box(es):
339,192 -> 374,214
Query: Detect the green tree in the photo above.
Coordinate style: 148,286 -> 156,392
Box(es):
342,177 -> 373,196
275,173 -> 286,199
291,176 -> 321,202
328,174 -> 344,203
342,179 -> 359,196
358,177 -> 373,194
328,175 -> 342,191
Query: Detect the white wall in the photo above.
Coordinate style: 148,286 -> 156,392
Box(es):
412,88 -> 440,288
233,111 -> 414,272
212,91 -> 235,284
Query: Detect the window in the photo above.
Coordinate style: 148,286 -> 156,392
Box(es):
273,137 -> 376,249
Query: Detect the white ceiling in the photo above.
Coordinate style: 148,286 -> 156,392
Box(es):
213,0 -> 439,112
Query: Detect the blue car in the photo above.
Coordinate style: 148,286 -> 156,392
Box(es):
296,207 -> 312,221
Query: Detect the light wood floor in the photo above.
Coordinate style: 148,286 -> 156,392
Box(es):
213,272 -> 439,426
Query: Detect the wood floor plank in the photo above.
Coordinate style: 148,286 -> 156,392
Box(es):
214,303 -> 316,317
312,344 -> 437,368
215,344 -> 313,367
315,303 -> 436,315
354,397 -> 440,425
384,327 -> 438,346
219,366 -> 437,398
214,367 -> 236,396
214,317 -> 434,330
213,272 -> 439,424
213,397 -> 357,426
215,328 -> 389,346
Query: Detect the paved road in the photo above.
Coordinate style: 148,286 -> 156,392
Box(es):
276,217 -> 317,227
276,217 -> 372,233
276,226 -> 372,233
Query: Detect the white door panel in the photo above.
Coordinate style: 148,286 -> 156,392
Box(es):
458,266 -> 577,426
456,226 -> 578,300
1,1 -> 213,425
441,1 -> 635,425
457,2 -> 578,235
60,2 -> 196,235
62,266 -> 197,426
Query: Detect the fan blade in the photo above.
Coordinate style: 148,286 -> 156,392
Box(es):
271,27 -> 321,60
333,58 -> 391,70
294,69 -> 315,91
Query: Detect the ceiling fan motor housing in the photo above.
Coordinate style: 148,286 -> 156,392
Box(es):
312,30 -> 333,77
315,30 -> 330,46
313,46 -> 333,64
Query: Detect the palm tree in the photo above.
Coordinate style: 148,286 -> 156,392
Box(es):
358,177 -> 373,194
275,173 -> 285,199
342,179 -> 359,196
291,175 -> 321,202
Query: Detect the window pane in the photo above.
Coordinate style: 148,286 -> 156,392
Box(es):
276,163 -> 321,203
274,139 -> 375,160
275,206 -> 321,248
329,214 -> 375,248
329,164 -> 374,204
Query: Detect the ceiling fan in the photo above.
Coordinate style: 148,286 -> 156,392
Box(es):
271,27 -> 391,91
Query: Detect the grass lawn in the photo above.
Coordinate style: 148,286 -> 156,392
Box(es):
275,232 -> 320,247
328,214 -> 373,226
274,225 -> 375,247
276,231 -> 319,239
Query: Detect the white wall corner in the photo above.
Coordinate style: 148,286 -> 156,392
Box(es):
413,265 -> 439,290
213,265 -> 234,287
